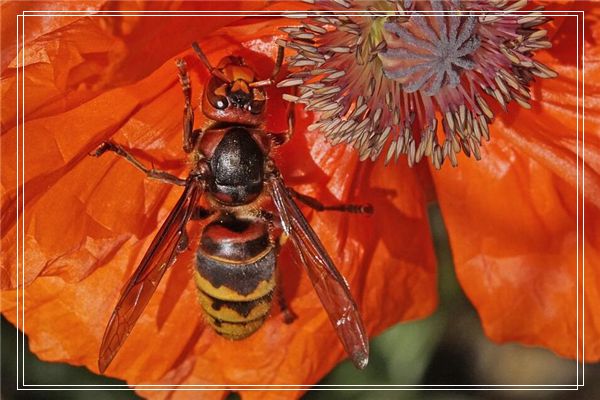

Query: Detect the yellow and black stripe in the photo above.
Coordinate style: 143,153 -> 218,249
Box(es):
194,214 -> 275,339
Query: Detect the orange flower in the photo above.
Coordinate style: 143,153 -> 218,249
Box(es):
433,2 -> 600,361
1,0 -> 598,398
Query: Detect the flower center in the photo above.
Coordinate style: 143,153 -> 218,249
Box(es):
380,12 -> 481,96
280,0 -> 557,168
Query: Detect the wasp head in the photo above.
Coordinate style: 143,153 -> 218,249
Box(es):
202,57 -> 267,126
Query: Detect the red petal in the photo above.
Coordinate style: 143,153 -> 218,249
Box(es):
432,2 -> 600,361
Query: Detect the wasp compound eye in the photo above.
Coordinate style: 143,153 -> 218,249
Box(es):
213,97 -> 228,110
248,100 -> 265,115
208,79 -> 230,110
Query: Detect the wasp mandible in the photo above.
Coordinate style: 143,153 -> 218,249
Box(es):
92,42 -> 373,373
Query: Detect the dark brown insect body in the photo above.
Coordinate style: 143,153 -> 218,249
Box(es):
92,43 -> 372,374
194,126 -> 277,339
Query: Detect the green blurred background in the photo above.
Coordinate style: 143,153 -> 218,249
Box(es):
2,205 -> 598,399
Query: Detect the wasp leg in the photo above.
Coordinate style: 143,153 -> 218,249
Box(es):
177,229 -> 190,253
269,87 -> 296,147
90,141 -> 187,186
276,269 -> 297,324
289,188 -> 374,214
269,45 -> 294,146
271,45 -> 285,79
176,58 -> 202,153
176,208 -> 213,253
258,209 -> 297,324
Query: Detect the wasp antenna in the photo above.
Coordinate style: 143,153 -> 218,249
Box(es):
191,42 -> 213,71
191,42 -> 230,82
249,79 -> 274,88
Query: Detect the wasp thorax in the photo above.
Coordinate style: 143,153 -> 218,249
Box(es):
280,0 -> 557,169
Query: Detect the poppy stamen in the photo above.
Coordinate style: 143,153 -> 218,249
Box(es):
279,0 -> 558,169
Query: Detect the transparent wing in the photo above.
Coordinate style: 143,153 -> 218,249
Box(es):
98,179 -> 203,373
269,174 -> 369,369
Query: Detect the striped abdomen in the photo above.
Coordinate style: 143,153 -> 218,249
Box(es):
194,214 -> 275,339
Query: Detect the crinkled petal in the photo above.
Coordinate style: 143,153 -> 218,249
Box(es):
1,1 -> 270,133
432,4 -> 600,361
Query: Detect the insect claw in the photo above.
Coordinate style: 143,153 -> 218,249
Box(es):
360,203 -> 374,215
177,232 -> 189,253
175,58 -> 186,69
282,309 -> 297,324
89,141 -> 112,157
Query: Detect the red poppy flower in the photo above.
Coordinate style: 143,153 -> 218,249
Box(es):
1,0 -> 598,399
